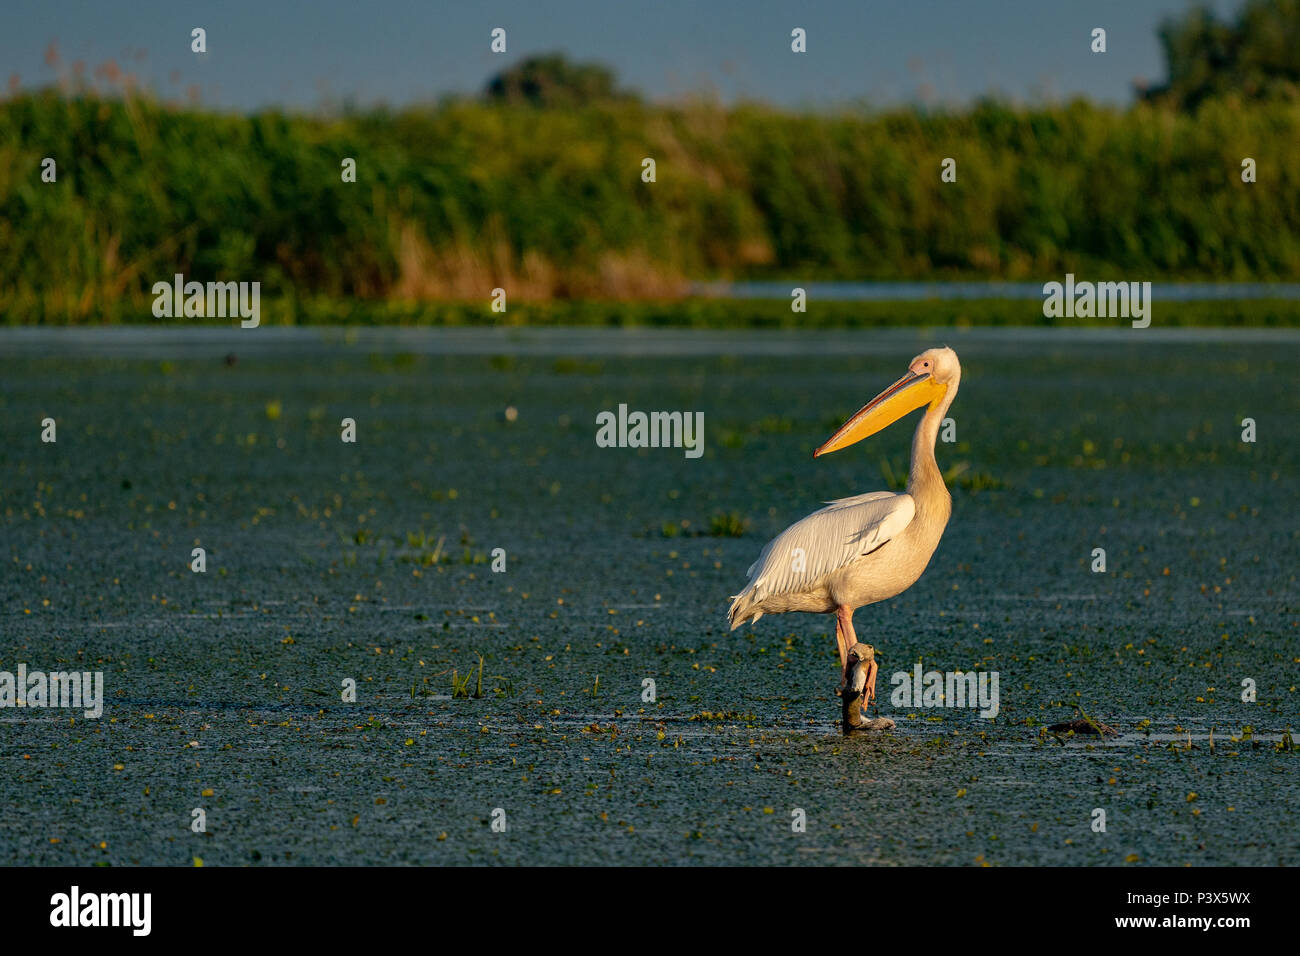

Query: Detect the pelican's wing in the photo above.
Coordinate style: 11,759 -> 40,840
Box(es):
728,491 -> 914,628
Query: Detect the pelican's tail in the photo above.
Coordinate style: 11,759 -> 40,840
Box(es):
727,587 -> 763,631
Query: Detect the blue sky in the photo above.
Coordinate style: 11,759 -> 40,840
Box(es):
3,0 -> 1245,112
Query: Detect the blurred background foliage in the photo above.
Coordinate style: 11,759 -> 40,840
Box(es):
1,0 -> 1298,322
1139,0 -> 1300,107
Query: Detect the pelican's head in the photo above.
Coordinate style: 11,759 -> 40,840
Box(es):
814,347 -> 960,457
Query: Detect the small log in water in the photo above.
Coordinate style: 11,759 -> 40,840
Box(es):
1047,716 -> 1119,736
841,644 -> 895,735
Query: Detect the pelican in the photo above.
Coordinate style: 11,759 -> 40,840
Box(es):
728,347 -> 962,719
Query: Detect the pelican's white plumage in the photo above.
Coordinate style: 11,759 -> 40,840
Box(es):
728,491 -> 914,628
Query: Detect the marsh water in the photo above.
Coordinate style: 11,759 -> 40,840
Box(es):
1,325 -> 1296,864
690,280 -> 1300,301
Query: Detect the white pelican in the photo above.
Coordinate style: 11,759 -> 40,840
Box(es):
728,347 -> 962,718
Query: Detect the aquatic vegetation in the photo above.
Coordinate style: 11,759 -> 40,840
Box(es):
449,656 -> 485,700
707,511 -> 748,537
3,341 -> 1295,866
879,457 -> 1007,493
688,710 -> 757,722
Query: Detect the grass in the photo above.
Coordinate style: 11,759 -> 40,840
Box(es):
450,655 -> 485,699
8,295 -> 1299,327
658,512 -> 751,538
4,90 -> 1300,322
708,512 -> 749,537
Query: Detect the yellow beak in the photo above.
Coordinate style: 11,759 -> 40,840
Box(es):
813,371 -> 947,457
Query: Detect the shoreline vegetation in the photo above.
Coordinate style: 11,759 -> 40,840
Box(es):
4,26 -> 1299,326
6,297 -> 1298,328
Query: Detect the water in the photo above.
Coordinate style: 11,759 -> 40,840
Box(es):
3,323 -> 1300,361
691,280 -> 1300,301
1,328 -> 1296,864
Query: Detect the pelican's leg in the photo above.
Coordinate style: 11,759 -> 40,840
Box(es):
835,604 -> 857,694
838,607 -> 880,714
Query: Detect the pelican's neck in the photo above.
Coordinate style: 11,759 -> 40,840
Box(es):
906,379 -> 959,513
